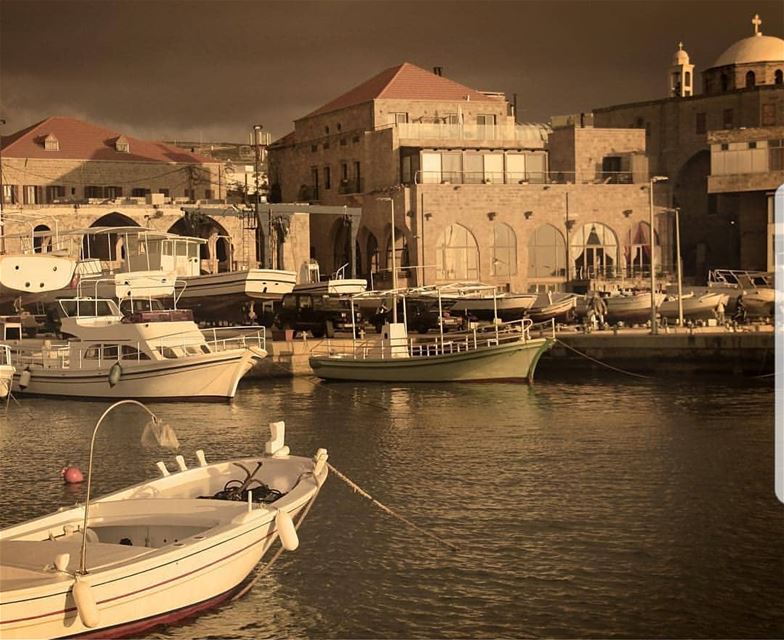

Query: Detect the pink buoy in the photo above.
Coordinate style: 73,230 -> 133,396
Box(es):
61,466 -> 84,484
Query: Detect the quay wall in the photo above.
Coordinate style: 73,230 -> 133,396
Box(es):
250,328 -> 774,378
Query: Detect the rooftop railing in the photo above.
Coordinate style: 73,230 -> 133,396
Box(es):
396,122 -> 549,147
414,170 -> 636,185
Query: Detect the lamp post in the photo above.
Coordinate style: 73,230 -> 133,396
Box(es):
378,196 -> 397,322
674,207 -> 684,328
649,176 -> 668,334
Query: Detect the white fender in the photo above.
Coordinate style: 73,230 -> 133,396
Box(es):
0,379 -> 8,398
108,361 -> 122,387
275,509 -> 299,551
19,368 -> 31,390
73,575 -> 100,628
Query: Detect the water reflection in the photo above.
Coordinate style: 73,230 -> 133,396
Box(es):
0,376 -> 780,638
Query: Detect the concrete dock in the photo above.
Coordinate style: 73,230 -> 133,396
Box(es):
251,325 -> 775,378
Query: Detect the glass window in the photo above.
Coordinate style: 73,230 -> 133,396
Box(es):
436,224 -> 479,281
464,154 -> 483,184
84,345 -> 101,360
121,345 -> 150,360
491,223 -> 517,276
570,222 -> 619,279
102,345 -> 119,359
159,347 -> 178,359
527,224 -> 566,278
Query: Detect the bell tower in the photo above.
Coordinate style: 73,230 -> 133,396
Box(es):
669,42 -> 694,97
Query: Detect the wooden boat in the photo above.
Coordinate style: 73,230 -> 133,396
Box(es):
659,292 -> 729,321
603,292 -> 666,323
11,297 -> 265,401
526,293 -> 579,323
0,401 -> 328,639
310,319 -> 552,383
449,290 -> 537,321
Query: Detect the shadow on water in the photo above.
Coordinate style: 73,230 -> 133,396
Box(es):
1,375 -> 781,638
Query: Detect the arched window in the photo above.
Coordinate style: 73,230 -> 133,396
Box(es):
745,71 -> 756,88
332,218 -> 352,274
435,224 -> 479,281
775,69 -> 783,85
720,73 -> 729,92
570,222 -> 618,279
685,71 -> 691,87
527,224 -> 565,278
491,223 -> 517,276
216,236 -> 231,272
625,221 -> 659,276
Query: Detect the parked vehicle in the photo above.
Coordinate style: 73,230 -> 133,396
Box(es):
372,297 -> 463,334
274,292 -> 364,338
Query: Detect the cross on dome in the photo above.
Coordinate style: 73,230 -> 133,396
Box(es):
752,14 -> 762,36
678,42 -> 684,50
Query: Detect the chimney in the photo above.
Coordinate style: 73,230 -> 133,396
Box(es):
433,66 -> 443,77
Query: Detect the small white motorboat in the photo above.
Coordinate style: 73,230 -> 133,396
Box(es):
659,292 -> 729,321
603,291 -> 666,324
12,297 -> 266,401
526,293 -> 580,323
293,261 -> 367,296
0,400 -> 328,639
446,284 -> 537,322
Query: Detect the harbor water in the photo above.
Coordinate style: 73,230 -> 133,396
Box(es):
0,374 -> 781,638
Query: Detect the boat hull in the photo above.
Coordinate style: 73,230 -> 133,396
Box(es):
451,295 -> 537,321
12,349 -> 259,401
659,292 -> 728,321
310,337 -> 552,382
0,454 -> 326,639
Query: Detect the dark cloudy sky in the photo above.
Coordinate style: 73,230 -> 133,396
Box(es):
2,0 -> 782,143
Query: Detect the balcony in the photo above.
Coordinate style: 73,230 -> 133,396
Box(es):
395,122 -> 549,148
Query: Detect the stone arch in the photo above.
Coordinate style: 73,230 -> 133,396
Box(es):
527,223 -> 566,279
329,217 -> 353,276
33,224 -> 52,253
720,72 -> 729,92
674,149 -> 712,276
435,223 -> 479,281
491,222 -> 517,276
362,229 -> 379,279
385,223 -> 410,274
745,70 -> 756,88
168,214 -> 230,274
775,69 -> 783,84
570,222 -> 619,279
85,211 -> 140,261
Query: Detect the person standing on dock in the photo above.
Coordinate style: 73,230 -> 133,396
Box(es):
716,298 -> 725,325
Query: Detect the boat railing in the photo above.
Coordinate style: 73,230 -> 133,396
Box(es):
0,344 -> 12,367
200,326 -> 267,353
314,318 -> 532,361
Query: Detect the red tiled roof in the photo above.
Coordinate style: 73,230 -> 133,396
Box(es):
303,62 -> 502,119
0,117 -> 217,164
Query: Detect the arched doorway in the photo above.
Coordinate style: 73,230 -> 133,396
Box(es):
330,218 -> 353,276
85,212 -> 140,263
435,224 -> 479,281
33,224 -> 52,253
570,222 -> 618,279
365,232 -> 379,280
625,221 -> 659,276
169,214 -> 231,274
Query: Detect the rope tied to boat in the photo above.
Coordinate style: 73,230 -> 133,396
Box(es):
553,338 -> 654,379
327,462 -> 459,552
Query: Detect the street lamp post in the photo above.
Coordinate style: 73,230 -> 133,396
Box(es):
649,176 -> 668,334
253,125 -> 264,267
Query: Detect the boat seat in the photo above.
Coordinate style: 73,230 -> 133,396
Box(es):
0,537 -> 153,581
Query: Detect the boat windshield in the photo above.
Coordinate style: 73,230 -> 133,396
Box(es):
59,299 -> 118,318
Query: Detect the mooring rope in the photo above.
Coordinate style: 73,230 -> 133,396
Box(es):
327,462 -> 458,552
554,338 -> 654,379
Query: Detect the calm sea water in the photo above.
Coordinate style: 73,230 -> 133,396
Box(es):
1,373 -> 781,639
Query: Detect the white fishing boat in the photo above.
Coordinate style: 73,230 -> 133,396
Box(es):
11,297 -> 265,401
0,400 -> 328,639
293,261 -> 367,295
0,253 -> 78,311
603,291 -> 666,323
526,292 -> 580,323
659,291 -> 730,321
447,285 -> 537,321
309,286 -> 553,383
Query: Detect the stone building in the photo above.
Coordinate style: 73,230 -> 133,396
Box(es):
268,62 -> 669,293
0,117 -> 266,273
593,14 -> 784,275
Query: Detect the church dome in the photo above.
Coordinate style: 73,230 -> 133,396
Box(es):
712,34 -> 784,67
